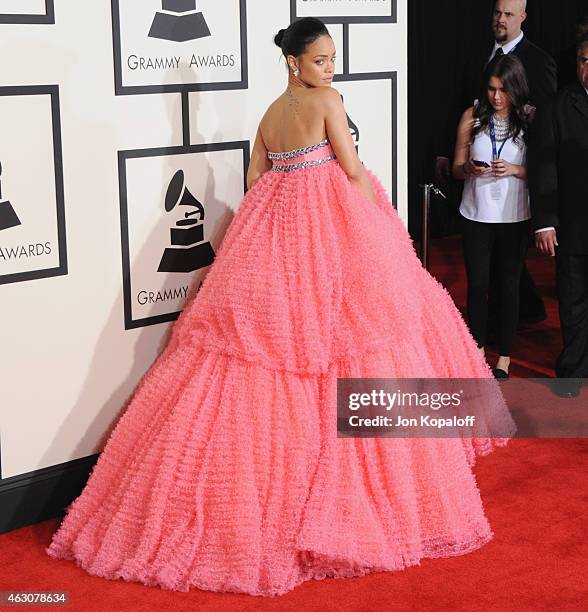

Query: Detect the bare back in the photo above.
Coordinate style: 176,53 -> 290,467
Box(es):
259,88 -> 328,153
246,84 -> 374,203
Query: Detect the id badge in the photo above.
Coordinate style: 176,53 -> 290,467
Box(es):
490,179 -> 502,201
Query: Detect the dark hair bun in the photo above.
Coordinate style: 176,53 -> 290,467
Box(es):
274,18 -> 329,58
274,29 -> 286,48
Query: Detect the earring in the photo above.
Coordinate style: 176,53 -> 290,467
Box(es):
293,68 -> 300,77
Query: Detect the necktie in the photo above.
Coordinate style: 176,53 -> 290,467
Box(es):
493,47 -> 504,60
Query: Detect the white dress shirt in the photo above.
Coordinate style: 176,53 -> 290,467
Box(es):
488,31 -> 524,64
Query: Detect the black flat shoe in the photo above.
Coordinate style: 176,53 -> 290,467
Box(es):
492,367 -> 509,380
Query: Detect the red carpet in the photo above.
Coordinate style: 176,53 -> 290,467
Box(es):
1,236 -> 585,611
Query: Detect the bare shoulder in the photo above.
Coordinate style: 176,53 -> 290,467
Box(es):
461,106 -> 475,121
457,106 -> 476,131
260,97 -> 280,122
308,86 -> 342,110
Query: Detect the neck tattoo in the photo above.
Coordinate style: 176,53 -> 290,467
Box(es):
286,87 -> 301,116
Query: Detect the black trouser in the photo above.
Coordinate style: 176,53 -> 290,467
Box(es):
460,215 -> 529,356
489,259 -> 545,322
555,253 -> 588,378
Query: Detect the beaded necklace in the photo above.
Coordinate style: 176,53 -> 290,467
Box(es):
489,113 -> 510,141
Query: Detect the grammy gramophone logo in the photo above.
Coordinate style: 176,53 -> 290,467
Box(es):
0,161 -> 22,232
158,169 -> 215,273
149,0 -> 211,43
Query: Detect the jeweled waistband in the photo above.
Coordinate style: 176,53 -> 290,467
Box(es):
267,139 -> 330,161
270,155 -> 336,173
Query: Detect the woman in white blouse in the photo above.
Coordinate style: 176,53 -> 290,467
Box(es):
453,54 -> 532,379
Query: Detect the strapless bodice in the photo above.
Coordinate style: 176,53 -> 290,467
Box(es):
267,139 -> 336,172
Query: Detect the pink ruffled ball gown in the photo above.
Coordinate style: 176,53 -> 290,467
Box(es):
46,140 -> 515,596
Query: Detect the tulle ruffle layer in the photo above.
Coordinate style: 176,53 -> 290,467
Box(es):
46,341 -> 507,596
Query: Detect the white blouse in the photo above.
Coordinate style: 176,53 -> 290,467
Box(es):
460,126 -> 530,223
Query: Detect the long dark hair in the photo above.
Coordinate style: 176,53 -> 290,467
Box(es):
472,54 -> 530,145
274,18 -> 330,58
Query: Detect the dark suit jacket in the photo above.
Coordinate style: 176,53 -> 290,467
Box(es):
528,81 -> 588,254
439,36 -> 557,157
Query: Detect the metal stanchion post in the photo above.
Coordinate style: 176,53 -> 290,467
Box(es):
420,183 -> 431,269
419,183 -> 446,271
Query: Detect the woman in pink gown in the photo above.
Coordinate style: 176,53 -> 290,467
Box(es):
46,18 -> 515,597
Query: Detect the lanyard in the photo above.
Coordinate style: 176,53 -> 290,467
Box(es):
489,115 -> 508,161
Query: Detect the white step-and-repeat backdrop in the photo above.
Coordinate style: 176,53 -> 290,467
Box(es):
0,0 -> 407,479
